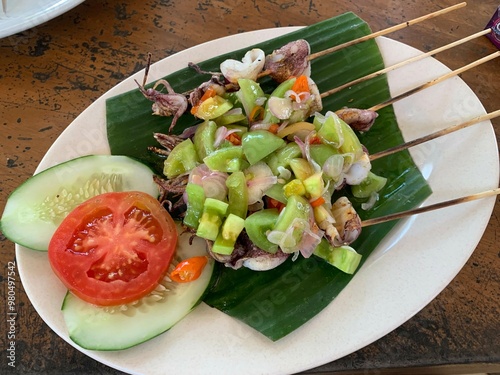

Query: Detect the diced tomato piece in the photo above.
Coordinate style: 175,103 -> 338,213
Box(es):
291,75 -> 310,95
310,196 -> 326,208
190,87 -> 217,114
225,132 -> 242,145
268,124 -> 280,134
309,135 -> 322,144
266,197 -> 286,212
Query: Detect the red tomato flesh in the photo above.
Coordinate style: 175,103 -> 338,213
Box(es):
48,191 -> 177,306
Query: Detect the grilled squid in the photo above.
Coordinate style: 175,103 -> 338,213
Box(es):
153,174 -> 189,216
315,196 -> 362,248
335,108 -> 379,132
330,196 -> 362,246
147,132 -> 185,156
135,79 -> 188,133
206,231 -> 290,271
220,48 -> 266,84
264,39 -> 311,83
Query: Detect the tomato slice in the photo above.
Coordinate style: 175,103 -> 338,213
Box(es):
48,191 -> 177,306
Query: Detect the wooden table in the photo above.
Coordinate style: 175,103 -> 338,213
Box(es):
1,1 -> 499,374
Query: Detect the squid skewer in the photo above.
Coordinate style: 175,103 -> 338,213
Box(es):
320,29 -> 492,99
191,34 -> 499,134
366,51 -> 500,112
362,187 -> 500,227
136,5 -> 478,132
136,4 -> 493,145
325,50 -> 499,131
320,50 -> 499,132
148,47 -> 499,135
148,50 -> 500,165
319,51 -> 500,111
370,110 -> 500,161
257,2 -> 468,80
206,4 -> 468,83
153,105 -> 499,199
308,2 -> 467,62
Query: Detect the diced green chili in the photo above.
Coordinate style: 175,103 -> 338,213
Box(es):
241,130 -> 285,165
194,120 -> 217,160
308,144 -> 340,166
236,78 -> 266,118
203,145 -> 245,172
183,183 -> 206,229
196,95 -> 233,120
351,171 -> 387,198
226,171 -> 249,219
266,142 -> 302,176
273,194 -> 311,253
313,239 -> 362,274
244,209 -> 280,253
163,139 -> 199,179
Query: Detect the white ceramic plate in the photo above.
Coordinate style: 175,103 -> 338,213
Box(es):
0,0 -> 84,39
16,27 -> 498,374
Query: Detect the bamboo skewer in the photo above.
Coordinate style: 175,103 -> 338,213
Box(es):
256,3 -> 467,79
367,51 -> 500,112
152,2 -> 489,159
184,3 -> 470,99
308,2 -> 467,61
320,29 -> 491,99
361,188 -> 500,227
369,110 -> 500,161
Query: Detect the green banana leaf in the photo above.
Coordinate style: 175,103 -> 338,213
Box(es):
106,13 -> 432,341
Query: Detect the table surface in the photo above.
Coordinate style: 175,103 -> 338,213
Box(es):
1,1 -> 499,374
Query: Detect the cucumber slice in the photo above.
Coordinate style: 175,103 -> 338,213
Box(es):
61,229 -> 214,351
0,155 -> 159,251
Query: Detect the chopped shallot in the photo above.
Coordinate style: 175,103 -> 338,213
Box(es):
188,164 -> 228,201
343,152 -> 371,185
361,192 -> 379,211
267,215 -> 323,258
268,97 -> 293,120
322,154 -> 344,181
297,212 -> 324,258
245,162 -> 278,205
285,89 -> 311,104
304,131 -> 321,173
277,166 -> 292,180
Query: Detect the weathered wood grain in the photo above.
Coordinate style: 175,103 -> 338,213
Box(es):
0,0 -> 498,373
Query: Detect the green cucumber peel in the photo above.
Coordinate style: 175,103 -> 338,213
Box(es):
1,155 -> 159,251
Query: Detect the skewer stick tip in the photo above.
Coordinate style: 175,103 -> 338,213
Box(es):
309,3 -> 468,61
361,187 -> 500,228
